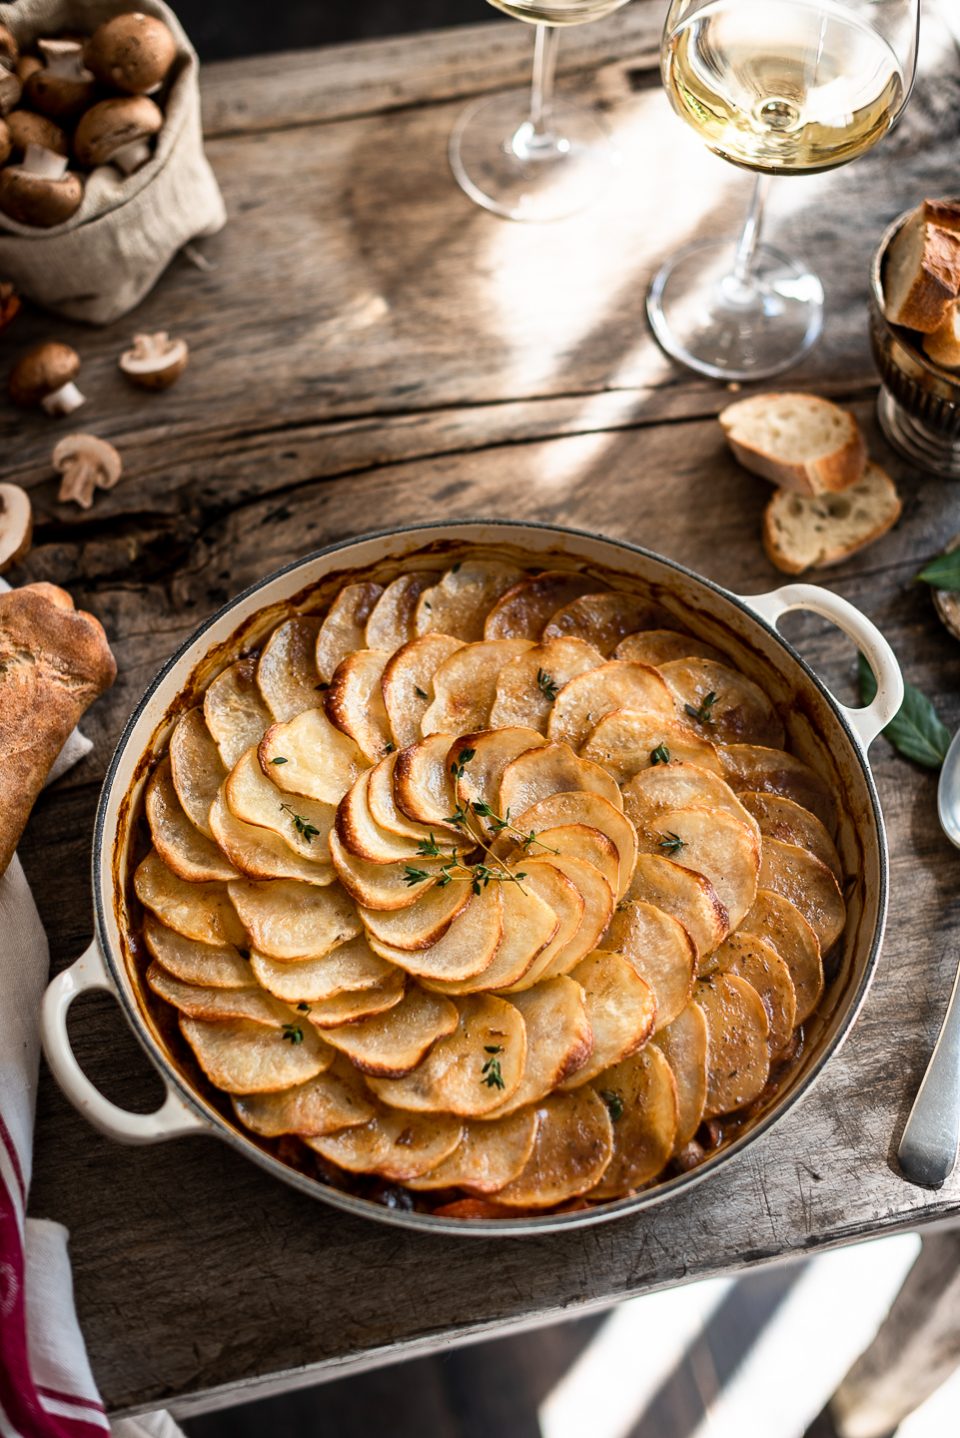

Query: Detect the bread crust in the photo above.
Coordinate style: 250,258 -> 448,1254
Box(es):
762,468 -> 902,575
886,220 -> 960,333
720,394 -> 866,496
0,584 -> 116,872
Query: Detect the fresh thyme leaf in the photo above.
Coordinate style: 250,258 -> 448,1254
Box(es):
599,1089 -> 624,1122
414,685 -> 428,700
658,831 -> 685,855
650,743 -> 670,766
445,802 -> 470,828
451,561 -> 462,573
536,668 -> 559,701
685,691 -> 717,725
916,546 -> 960,591
383,741 -> 395,753
484,1044 -> 503,1054
296,1002 -> 311,1013
858,654 -> 950,769
280,803 -> 320,842
416,833 -> 444,858
403,865 -> 433,886
449,747 -> 477,782
481,1055 -> 505,1089
472,800 -> 495,818
281,1023 -> 303,1045
270,756 -> 288,765
437,872 -> 452,887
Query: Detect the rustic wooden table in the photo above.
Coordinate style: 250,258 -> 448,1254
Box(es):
5,1 -> 960,1420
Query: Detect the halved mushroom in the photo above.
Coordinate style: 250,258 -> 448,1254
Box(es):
26,40 -> 96,123
52,434 -> 122,509
9,343 -> 85,414
74,96 -> 163,175
118,331 -> 189,389
0,483 -> 32,572
86,12 -> 177,96
0,146 -> 83,228
5,110 -> 68,159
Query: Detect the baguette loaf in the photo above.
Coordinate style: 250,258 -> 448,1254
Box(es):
883,208 -> 960,333
719,393 -> 866,496
762,463 -> 902,575
0,583 -> 116,873
923,303 -> 960,369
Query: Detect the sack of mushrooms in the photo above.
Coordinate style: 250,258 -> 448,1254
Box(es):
0,0 -> 225,324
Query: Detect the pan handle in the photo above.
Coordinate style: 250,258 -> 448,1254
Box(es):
736,583 -> 903,752
41,938 -> 208,1145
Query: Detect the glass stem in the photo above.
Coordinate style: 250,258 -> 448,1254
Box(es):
732,174 -> 771,287
529,24 -> 559,137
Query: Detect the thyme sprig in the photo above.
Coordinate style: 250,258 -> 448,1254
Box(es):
650,743 -> 670,766
685,691 -> 718,726
280,803 -> 320,842
658,831 -> 686,855
481,1044 -> 505,1089
536,668 -> 559,701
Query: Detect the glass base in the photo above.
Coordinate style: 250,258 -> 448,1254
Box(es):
646,237 -> 825,381
877,388 -> 960,479
449,88 -> 617,223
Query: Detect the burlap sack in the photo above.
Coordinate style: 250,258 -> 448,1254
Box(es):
0,0 -> 226,323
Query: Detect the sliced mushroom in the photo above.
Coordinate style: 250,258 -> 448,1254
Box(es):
86,13 -> 177,95
74,96 -> 162,175
6,110 -> 69,159
52,434 -> 122,510
0,483 -> 32,571
25,39 -> 96,123
9,342 -> 85,415
0,144 -> 83,228
119,331 -> 188,389
0,282 -> 19,335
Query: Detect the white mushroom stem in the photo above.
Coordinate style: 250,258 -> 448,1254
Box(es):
42,381 -> 85,417
22,143 -> 68,180
37,38 -> 94,82
112,139 -> 151,176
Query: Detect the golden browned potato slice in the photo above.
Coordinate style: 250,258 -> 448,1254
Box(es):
210,791 -> 335,886
495,1089 -> 614,1208
485,977 -> 592,1115
169,708 -> 226,839
415,560 -> 526,641
368,885 -> 503,982
204,658 -> 274,769
408,1109 -> 541,1193
626,854 -> 728,960
315,581 -> 384,682
322,986 -> 458,1076
421,639 -> 534,737
493,863 -> 583,993
259,708 -> 367,807
146,758 -> 238,883
382,633 -> 465,749
232,1065 -> 375,1138
759,837 -> 845,955
653,1003 -> 708,1147
533,824 -> 619,896
742,889 -> 823,1022
367,750 -> 443,842
581,710 -> 722,785
741,792 -> 842,880
484,571 -> 598,640
180,1015 -> 332,1093
256,617 -> 322,721
657,658 -> 785,748
359,877 -> 471,951
228,878 -> 361,961
615,629 -> 724,665
622,762 -> 758,838
135,851 -> 247,947
547,661 -> 675,749
498,741 -> 622,821
695,973 -> 770,1117
720,744 -> 838,834
489,637 -> 604,734
301,973 -> 406,1027
394,732 -> 460,830
367,994 -> 527,1114
307,1106 -> 463,1181
325,648 -> 393,762
365,571 -> 439,652
249,932 -> 394,1003
714,932 -> 797,1054
542,592 -> 662,655
146,963 -> 291,1026
338,767 -> 428,865
226,747 -> 335,860
450,727 -> 546,827
492,791 -> 637,901
633,806 -> 760,932
534,855 -> 615,979
144,915 -> 250,990
425,875 -> 562,995
561,951 -> 656,1088
605,899 -> 696,1030
589,1045 -> 679,1199
329,828 -> 439,910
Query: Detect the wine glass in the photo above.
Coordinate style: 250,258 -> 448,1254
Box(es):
450,0 -> 633,223
646,0 -> 920,380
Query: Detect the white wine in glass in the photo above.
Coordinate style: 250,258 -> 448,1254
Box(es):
647,0 -> 919,380
450,0 -> 633,223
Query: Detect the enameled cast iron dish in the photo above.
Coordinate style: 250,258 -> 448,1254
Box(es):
41,521 -> 903,1236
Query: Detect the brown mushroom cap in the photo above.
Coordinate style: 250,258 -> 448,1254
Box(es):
9,342 -> 80,407
0,66 -> 21,116
74,96 -> 162,170
0,26 -> 18,69
25,42 -> 97,124
6,110 -> 69,159
0,282 -> 19,335
86,13 -> 176,96
0,118 -> 9,167
16,55 -> 42,85
0,159 -> 83,228
0,483 -> 32,573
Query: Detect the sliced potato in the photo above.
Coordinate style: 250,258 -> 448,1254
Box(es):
365,571 -> 439,652
489,637 -> 603,734
450,727 -> 546,828
653,1003 -> 708,1147
210,790 -> 334,885
259,707 -> 367,807
325,648 -> 393,762
134,851 -> 247,947
759,837 -> 845,954
146,757 -> 238,883
204,658 -> 273,769
367,750 -> 444,842
337,767 -> 431,864
741,792 -> 842,880
532,824 -> 619,896
321,986 -> 458,1075
498,741 -> 622,821
169,707 -> 226,839
420,639 -> 533,737
408,1109 -> 540,1193
368,885 -> 503,982
581,710 -> 722,785
695,973 -> 770,1117
307,1106 -> 463,1181
561,951 -> 656,1088
249,933 -> 395,1002
228,878 -> 361,961
303,973 -> 406,1027
329,827 -> 439,910
360,878 -> 470,951
622,762 -> 758,838
542,591 -> 662,655
589,1045 -> 678,1198
605,899 -> 696,1030
714,932 -> 797,1054
491,862 -> 583,994
742,889 -> 823,1022
534,855 -> 615,979
415,560 -> 525,641
394,732 -> 460,830
615,629 -> 724,665
315,581 -> 383,682
180,1015 -> 332,1093
495,1089 -> 614,1208
366,993 -> 527,1114
144,915 -> 249,989
382,633 -> 465,749
626,854 -> 727,960
226,747 -> 335,860
483,571 -> 597,641
147,963 -> 289,1026
720,744 -> 838,834
256,617 -> 322,721
547,661 -> 674,750
484,977 -> 592,1115
427,874 -> 562,996
492,791 -> 637,902
633,806 -> 759,932
232,1065 -> 375,1138
657,658 -> 785,748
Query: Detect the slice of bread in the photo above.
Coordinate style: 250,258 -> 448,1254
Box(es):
763,463 -> 902,575
883,208 -> 960,333
923,302 -> 960,370
719,393 -> 866,496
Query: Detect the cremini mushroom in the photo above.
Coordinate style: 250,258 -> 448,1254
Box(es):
0,25 -> 18,73
52,434 -> 122,510
0,282 -> 19,334
0,144 -> 84,227
0,66 -> 20,117
119,331 -> 188,389
25,39 -> 96,123
0,118 -> 9,166
9,342 -> 85,415
16,56 -> 42,86
74,96 -> 162,175
0,483 -> 32,572
86,13 -> 176,95
6,110 -> 68,159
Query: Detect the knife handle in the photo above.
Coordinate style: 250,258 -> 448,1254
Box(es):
898,959 -> 960,1188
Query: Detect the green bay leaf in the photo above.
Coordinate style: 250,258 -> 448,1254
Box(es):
916,547 -> 960,591
858,654 -> 950,769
